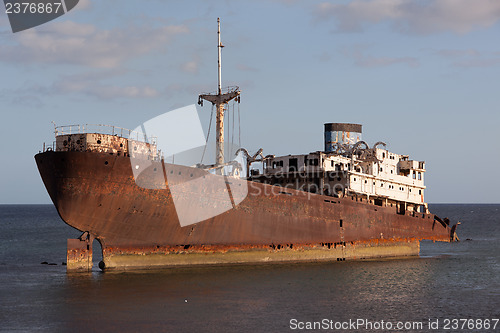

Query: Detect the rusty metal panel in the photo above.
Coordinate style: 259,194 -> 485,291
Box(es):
35,148 -> 455,271
67,238 -> 92,271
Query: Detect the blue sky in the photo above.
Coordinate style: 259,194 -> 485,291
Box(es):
0,0 -> 499,203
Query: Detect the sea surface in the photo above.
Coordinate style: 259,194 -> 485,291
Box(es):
0,204 -> 498,332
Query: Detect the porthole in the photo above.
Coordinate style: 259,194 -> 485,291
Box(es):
97,140 -> 101,144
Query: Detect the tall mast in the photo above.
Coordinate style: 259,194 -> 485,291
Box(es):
198,18 -> 240,167
218,18 -> 222,95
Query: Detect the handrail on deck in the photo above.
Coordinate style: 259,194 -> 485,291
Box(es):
199,85 -> 240,96
54,124 -> 157,144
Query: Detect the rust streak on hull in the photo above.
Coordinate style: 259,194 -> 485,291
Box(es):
35,150 -> 453,271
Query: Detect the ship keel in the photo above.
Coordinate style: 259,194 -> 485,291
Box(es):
97,240 -> 421,271
67,232 -> 93,271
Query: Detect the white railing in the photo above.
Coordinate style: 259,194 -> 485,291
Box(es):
199,85 -> 239,96
54,124 -> 156,143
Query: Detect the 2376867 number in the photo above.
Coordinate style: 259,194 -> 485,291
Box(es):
443,318 -> 499,330
5,2 -> 63,14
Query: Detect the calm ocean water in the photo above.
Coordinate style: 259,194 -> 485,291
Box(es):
0,204 -> 498,332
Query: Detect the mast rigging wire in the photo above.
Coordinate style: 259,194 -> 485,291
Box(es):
200,104 -> 215,164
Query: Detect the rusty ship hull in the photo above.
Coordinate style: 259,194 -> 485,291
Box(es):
35,149 -> 454,271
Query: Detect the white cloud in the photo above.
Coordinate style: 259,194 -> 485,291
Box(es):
432,48 -> 500,67
342,45 -> 419,68
180,55 -> 201,74
317,52 -> 333,63
0,20 -> 188,68
315,0 -> 500,34
57,82 -> 160,99
52,71 -> 160,98
181,61 -> 199,74
75,0 -> 92,10
236,64 -> 258,72
454,57 -> 500,68
434,49 -> 481,58
1,70 -> 160,101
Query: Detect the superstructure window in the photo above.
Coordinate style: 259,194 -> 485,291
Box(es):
273,161 -> 284,168
306,159 -> 318,166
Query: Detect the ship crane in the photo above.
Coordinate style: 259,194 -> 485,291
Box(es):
198,18 -> 241,168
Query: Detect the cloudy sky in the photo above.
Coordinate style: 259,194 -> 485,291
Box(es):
0,0 -> 499,203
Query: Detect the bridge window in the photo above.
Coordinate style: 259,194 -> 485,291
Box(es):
289,158 -> 298,172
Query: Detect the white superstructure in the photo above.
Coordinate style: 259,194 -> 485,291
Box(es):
249,123 -> 428,214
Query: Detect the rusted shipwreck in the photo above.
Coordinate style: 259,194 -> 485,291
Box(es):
35,19 -> 458,271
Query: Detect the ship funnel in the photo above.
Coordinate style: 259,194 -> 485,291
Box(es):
324,123 -> 362,152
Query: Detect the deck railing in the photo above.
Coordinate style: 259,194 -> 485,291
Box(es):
54,124 -> 156,144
